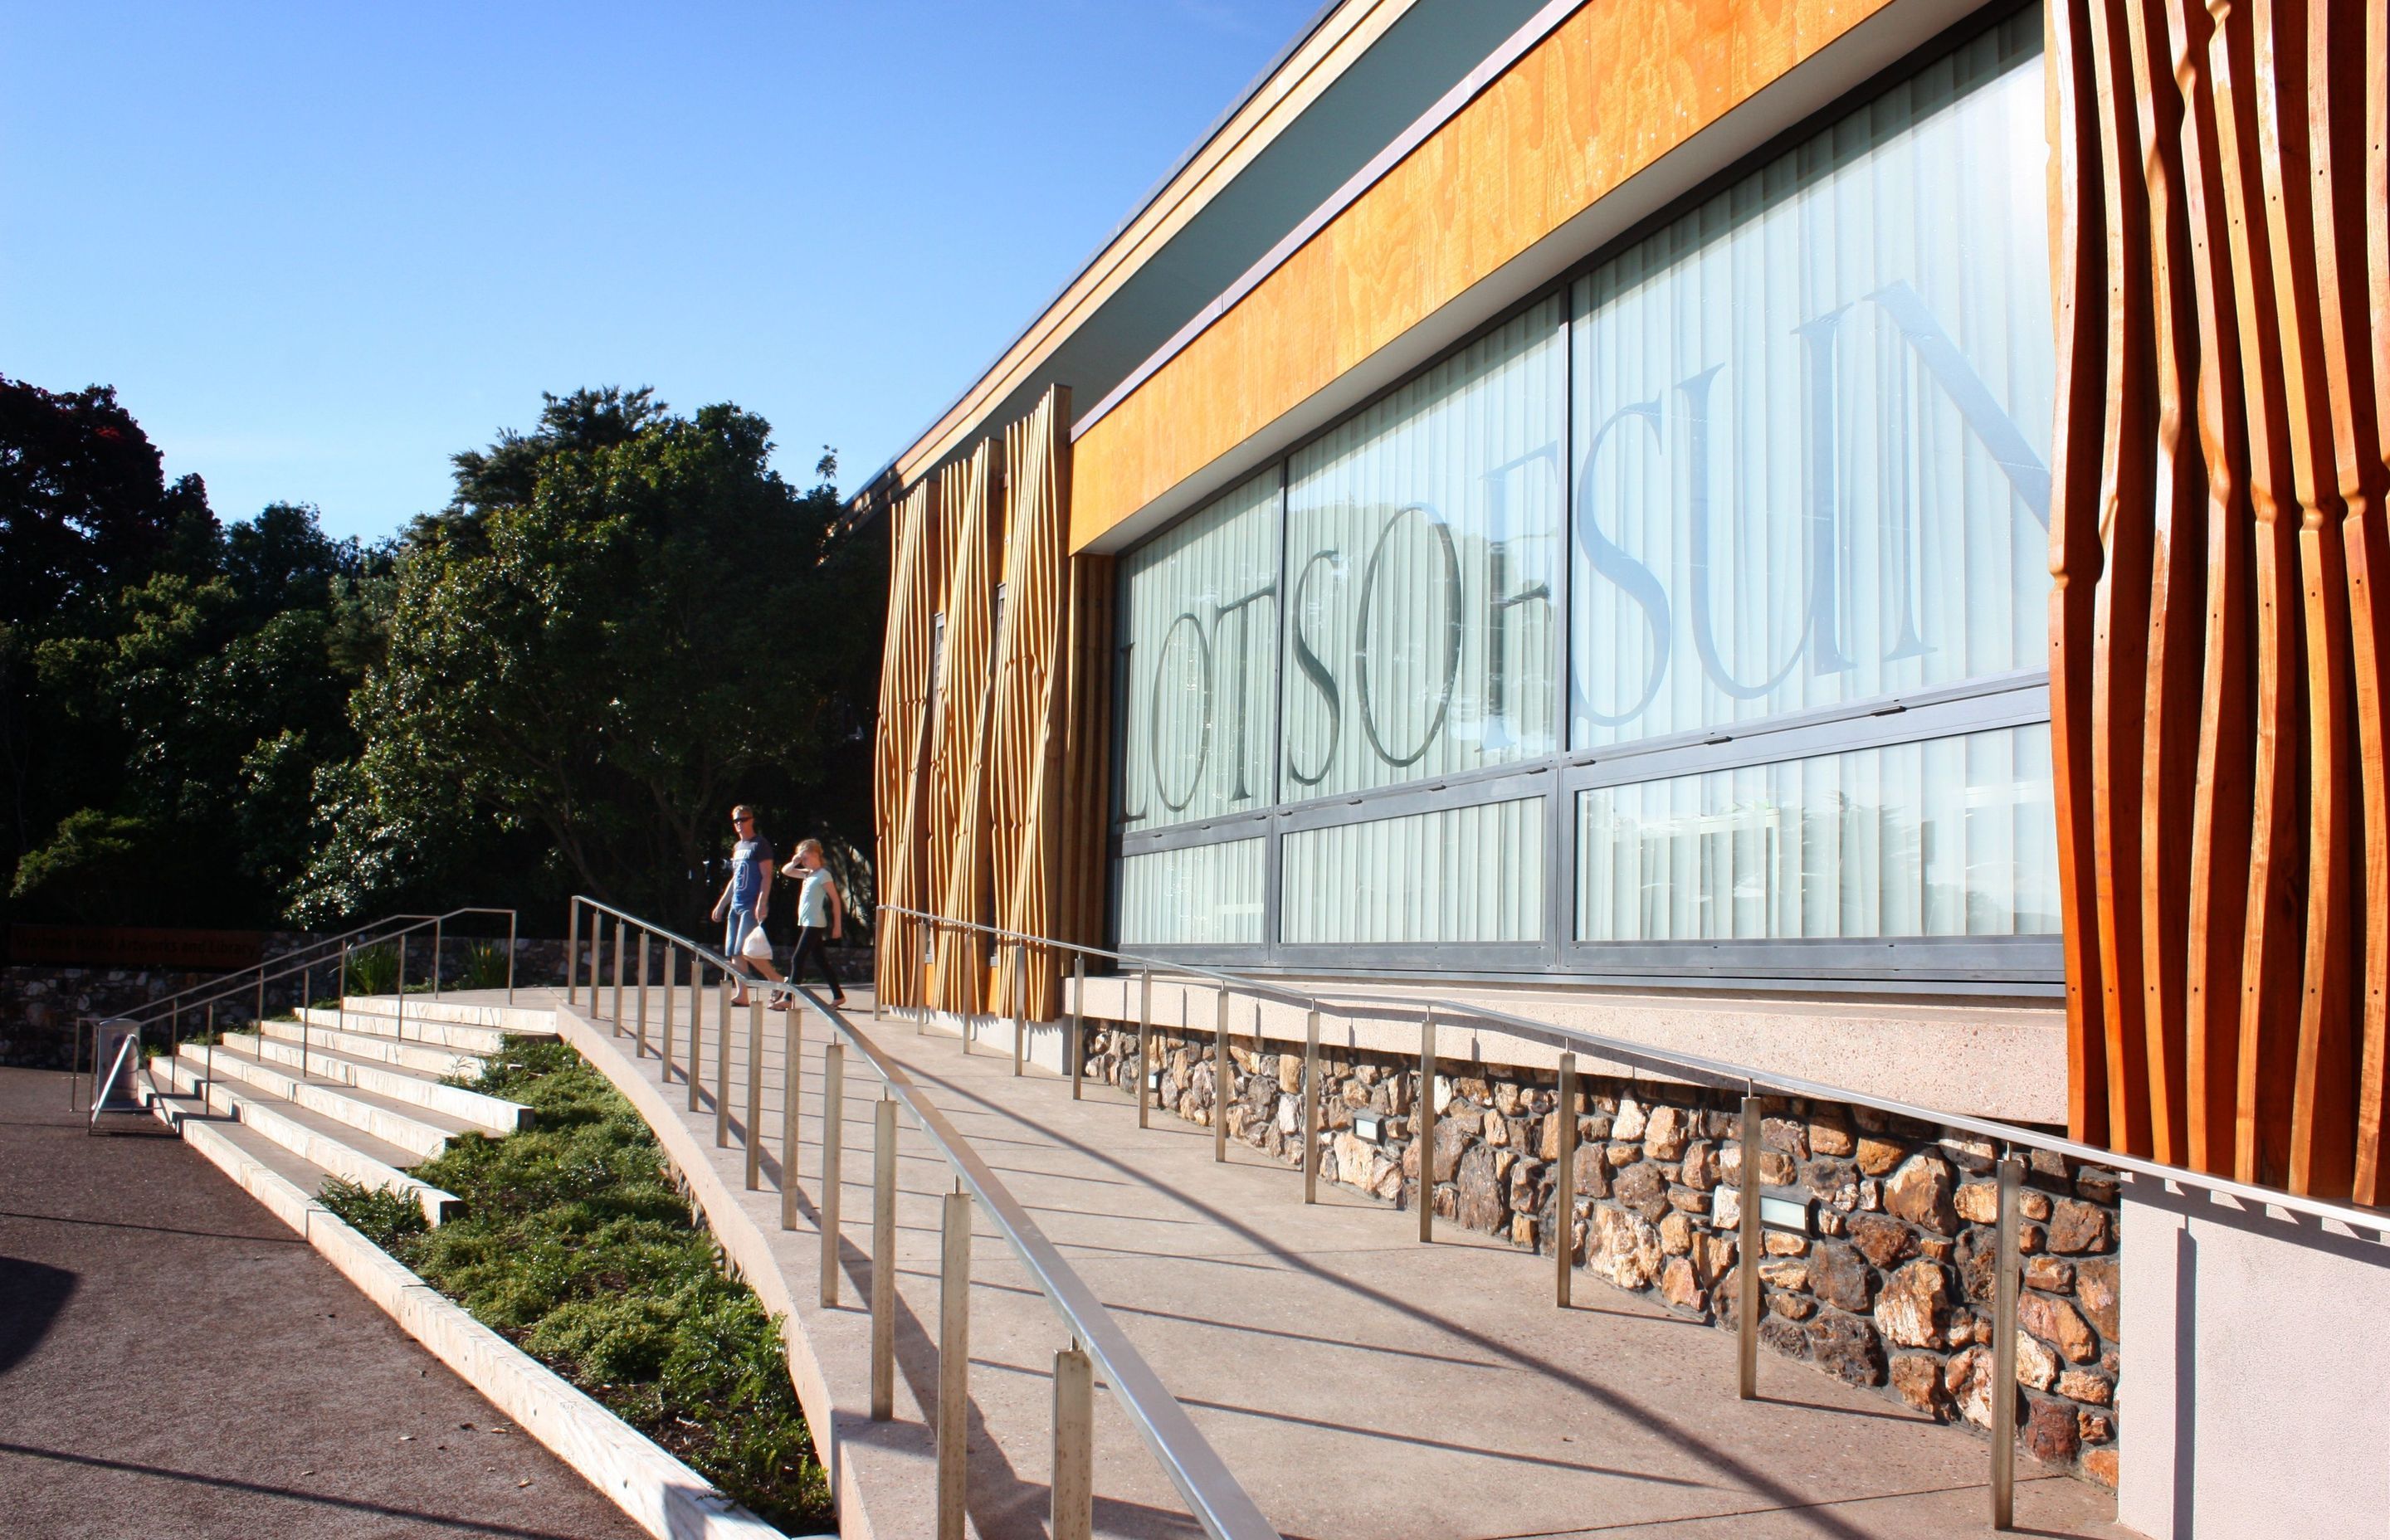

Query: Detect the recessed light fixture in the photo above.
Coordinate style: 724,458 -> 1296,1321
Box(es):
1352,1110 -> 1385,1144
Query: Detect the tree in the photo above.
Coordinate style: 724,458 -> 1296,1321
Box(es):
296,389 -> 885,930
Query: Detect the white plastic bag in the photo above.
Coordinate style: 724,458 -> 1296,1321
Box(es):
739,921 -> 774,962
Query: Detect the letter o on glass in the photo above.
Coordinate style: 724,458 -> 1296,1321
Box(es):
1354,502 -> 1461,770
1149,611 -> 1213,812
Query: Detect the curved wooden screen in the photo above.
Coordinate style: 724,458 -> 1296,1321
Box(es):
874,387 -> 1114,1023
2051,0 -> 2390,1203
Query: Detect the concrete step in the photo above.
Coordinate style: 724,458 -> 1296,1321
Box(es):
329,995 -> 560,1037
150,1055 -> 460,1225
254,1018 -> 486,1079
141,1064 -> 210,1133
227,1032 -> 531,1134
294,1005 -> 515,1055
174,1040 -> 466,1162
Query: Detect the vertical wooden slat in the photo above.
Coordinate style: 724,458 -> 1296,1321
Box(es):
2159,0 -> 2256,1178
2047,0 -> 2115,1151
2352,0 -> 2390,1206
2121,0 -> 2208,1165
2084,0 -> 2158,1156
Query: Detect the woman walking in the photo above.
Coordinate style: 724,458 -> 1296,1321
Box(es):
782,839 -> 847,1006
710,804 -> 785,1006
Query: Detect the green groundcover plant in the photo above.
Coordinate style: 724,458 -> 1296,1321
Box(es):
323,1039 -> 829,1530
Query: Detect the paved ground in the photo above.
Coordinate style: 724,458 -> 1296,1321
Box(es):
0,1065 -> 649,1540
545,982 -> 2139,1540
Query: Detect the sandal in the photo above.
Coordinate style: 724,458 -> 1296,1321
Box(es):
768,999 -> 791,1011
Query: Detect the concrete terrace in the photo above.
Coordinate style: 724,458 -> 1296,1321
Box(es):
508,981 -> 2130,1540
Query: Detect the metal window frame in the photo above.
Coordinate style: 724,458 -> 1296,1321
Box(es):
1101,18 -> 2061,996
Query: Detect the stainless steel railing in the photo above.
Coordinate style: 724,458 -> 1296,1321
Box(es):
567,894 -> 1280,1540
877,901 -> 2390,1532
71,907 -> 519,1116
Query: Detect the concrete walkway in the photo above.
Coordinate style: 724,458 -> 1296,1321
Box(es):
545,982 -> 2134,1540
0,1065 -> 647,1540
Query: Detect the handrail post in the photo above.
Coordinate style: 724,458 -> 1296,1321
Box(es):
635,929 -> 650,1057
1556,1053 -> 1578,1307
1738,1094 -> 1763,1399
659,944 -> 677,1078
1302,1006 -> 1321,1204
1991,1153 -> 2025,1529
337,947 -> 348,1036
870,1095 -> 897,1420
1417,1012 -> 1436,1241
611,919 -> 625,1032
819,1040 -> 845,1304
781,1001 -> 805,1231
1012,940 -> 1027,1078
745,995 -> 765,1190
394,933 -> 407,1042
914,916 -> 928,1035
1212,989 -> 1231,1162
1069,950 -> 1085,1101
505,909 -> 516,1005
715,974 -> 732,1148
687,953 -> 705,1114
255,967 -> 265,1034
1137,970 -> 1152,1130
431,917 -> 442,1000
299,963 -> 310,1082
1051,1341 -> 1095,1540
936,1187 -> 972,1540
587,910 -> 602,1007
566,902 -> 580,1006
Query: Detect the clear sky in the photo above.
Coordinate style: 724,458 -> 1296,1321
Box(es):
1,1 -> 1320,543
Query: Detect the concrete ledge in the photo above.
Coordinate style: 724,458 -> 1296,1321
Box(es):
232,1030 -> 533,1133
1067,973 -> 2071,1125
146,1061 -> 793,1540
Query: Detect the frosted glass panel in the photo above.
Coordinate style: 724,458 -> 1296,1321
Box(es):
1282,298 -> 1563,797
1569,14 -> 2051,747
1118,840 -> 1265,947
1118,472 -> 1282,832
1281,798 -> 1544,945
1573,724 -> 2057,942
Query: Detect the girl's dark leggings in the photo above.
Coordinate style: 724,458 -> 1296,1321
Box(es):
792,925 -> 842,995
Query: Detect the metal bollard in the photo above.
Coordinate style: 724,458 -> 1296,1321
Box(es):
1136,970 -> 1153,1129
1302,1006 -> 1321,1204
871,1097 -> 897,1421
635,931 -> 650,1056
1738,1094 -> 1763,1399
936,1187 -> 972,1540
1991,1153 -> 2025,1528
745,996 -> 764,1190
1212,989 -> 1230,1163
1069,951 -> 1085,1100
1012,941 -> 1027,1077
782,1001 -> 805,1231
1051,1343 -> 1094,1540
659,945 -> 676,1078
819,1041 -> 845,1304
1556,1054 -> 1578,1307
715,977 -> 732,1148
567,902 -> 580,1007
1417,1013 -> 1436,1242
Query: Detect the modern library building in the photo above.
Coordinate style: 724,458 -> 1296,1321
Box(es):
857,7 -> 2387,1486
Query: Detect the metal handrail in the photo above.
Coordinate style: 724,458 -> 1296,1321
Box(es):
72,907 -> 518,1113
569,894 -> 1280,1540
880,903 -> 2390,1242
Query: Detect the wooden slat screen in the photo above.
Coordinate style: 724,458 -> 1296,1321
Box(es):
2051,0 -> 2390,1203
874,386 -> 1110,1026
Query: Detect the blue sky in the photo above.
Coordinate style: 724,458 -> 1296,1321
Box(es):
1,1 -> 1319,543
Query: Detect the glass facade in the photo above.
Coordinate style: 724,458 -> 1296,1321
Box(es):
1110,13 -> 2058,986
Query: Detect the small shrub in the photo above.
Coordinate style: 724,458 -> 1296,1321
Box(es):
459,941 -> 512,991
344,943 -> 400,996
320,1178 -> 430,1250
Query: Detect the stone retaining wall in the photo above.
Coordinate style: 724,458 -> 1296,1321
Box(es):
1080,1019 -> 2123,1488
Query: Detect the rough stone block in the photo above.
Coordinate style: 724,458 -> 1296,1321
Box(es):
1805,1312 -> 1885,1386
1874,1259 -> 1950,1348
1882,1153 -> 1957,1234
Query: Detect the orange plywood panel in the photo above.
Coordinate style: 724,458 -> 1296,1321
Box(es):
1072,0 -> 1900,547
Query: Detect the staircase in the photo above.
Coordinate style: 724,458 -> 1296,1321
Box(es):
142,992 -> 555,1226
